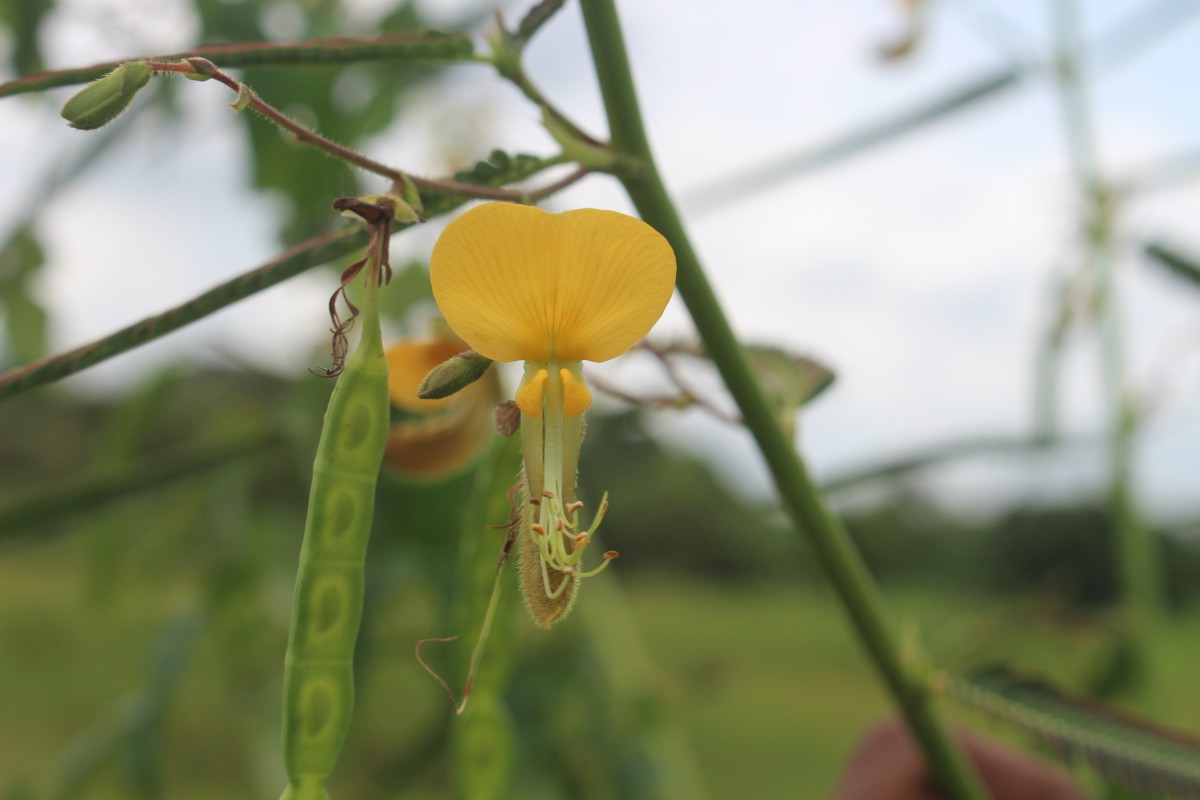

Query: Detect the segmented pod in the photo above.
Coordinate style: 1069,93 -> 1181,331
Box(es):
280,278 -> 388,800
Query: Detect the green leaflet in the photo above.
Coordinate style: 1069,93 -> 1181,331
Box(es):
448,150 -> 548,188
745,345 -> 835,440
950,666 -> 1200,798
516,0 -> 568,45
1144,242 -> 1200,292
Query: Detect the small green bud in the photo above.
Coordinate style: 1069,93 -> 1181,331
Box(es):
389,196 -> 422,225
418,350 -> 493,400
182,57 -> 218,81
61,61 -> 152,130
340,194 -> 422,225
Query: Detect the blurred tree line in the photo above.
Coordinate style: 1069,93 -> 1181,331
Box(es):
5,367 -> 1199,613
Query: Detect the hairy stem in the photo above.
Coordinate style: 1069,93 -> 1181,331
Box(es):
0,227 -> 363,402
0,32 -> 481,99
578,1 -> 989,797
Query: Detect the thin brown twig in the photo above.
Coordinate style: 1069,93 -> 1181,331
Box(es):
638,340 -> 743,424
414,636 -> 460,708
411,164 -> 589,203
586,343 -> 742,426
153,59 -> 591,202
158,59 -> 411,186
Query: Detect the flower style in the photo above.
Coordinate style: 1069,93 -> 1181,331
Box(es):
431,202 -> 676,626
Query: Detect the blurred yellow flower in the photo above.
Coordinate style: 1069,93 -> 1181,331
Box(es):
381,338 -> 500,481
431,202 -> 676,626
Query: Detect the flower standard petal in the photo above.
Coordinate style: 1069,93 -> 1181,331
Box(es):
430,203 -> 560,362
430,203 -> 676,363
551,208 -> 676,362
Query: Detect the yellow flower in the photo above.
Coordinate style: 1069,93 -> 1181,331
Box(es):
381,338 -> 501,481
430,202 -> 676,626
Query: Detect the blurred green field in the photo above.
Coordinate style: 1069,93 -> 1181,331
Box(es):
4,534 -> 1198,799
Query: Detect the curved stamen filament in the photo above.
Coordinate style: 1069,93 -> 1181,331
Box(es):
525,363 -> 617,598
534,486 -> 612,580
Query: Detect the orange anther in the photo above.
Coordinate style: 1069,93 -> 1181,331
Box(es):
560,368 -> 593,416
515,368 -> 549,418
603,550 -> 619,559
531,523 -> 547,536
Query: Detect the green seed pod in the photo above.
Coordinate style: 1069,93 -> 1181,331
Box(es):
418,350 -> 493,400
279,264 -> 389,800
60,61 -> 152,130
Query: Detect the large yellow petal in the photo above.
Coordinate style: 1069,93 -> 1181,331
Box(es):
430,203 -> 676,363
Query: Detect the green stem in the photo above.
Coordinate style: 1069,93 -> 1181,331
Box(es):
0,226 -> 364,402
1050,0 -> 1161,653
578,2 -> 989,798
0,32 -> 480,99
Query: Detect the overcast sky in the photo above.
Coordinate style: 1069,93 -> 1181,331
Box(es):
1,0 -> 1198,521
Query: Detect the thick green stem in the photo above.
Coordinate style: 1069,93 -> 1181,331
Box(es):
578,2 -> 989,797
1050,0 -> 1162,655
